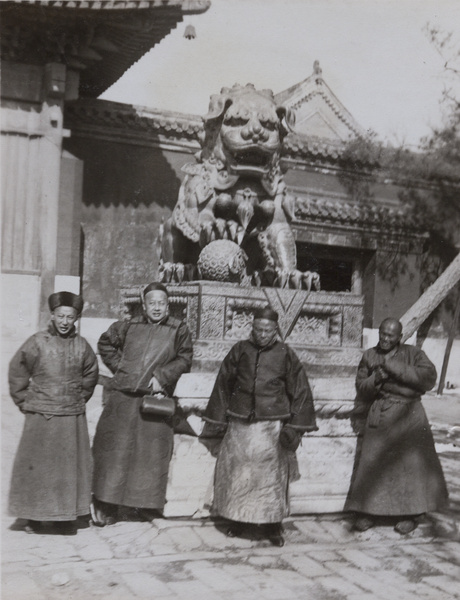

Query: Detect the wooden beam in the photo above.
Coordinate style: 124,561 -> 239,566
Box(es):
400,252 -> 460,342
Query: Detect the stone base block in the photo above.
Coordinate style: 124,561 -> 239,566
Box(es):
164,436 -> 215,518
162,427 -> 359,518
290,436 -> 356,514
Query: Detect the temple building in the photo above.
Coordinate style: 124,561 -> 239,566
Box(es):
2,0 -> 426,349
1,0 -> 447,517
1,0 -> 211,358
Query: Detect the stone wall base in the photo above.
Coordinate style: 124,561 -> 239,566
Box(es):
1,273 -> 40,382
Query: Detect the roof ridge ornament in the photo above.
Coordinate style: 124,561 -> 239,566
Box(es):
313,59 -> 322,82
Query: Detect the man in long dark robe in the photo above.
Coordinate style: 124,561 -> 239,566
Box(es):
345,317 -> 448,534
8,292 -> 98,535
201,307 -> 317,546
92,282 -> 193,525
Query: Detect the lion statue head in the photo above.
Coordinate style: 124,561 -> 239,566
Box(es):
199,83 -> 295,195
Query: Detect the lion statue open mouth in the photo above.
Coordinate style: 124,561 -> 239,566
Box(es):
159,83 -> 320,290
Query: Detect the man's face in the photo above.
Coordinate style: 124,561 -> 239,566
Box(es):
378,321 -> 402,353
51,306 -> 78,337
252,318 -> 277,347
144,290 -> 168,323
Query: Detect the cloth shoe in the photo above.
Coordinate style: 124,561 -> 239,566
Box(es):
135,508 -> 161,523
226,522 -> 244,538
353,515 -> 375,532
91,497 -> 117,527
53,521 -> 77,536
394,519 -> 418,534
265,523 -> 285,547
24,520 -> 41,534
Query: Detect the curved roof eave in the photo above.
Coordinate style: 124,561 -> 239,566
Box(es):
0,0 -> 211,98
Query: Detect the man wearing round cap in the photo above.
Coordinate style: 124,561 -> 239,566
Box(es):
8,292 -> 98,535
201,306 -> 317,546
92,282 -> 193,525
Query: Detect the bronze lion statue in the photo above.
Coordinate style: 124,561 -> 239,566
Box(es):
159,83 -> 319,290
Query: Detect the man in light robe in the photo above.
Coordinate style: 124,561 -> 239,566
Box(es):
201,306 -> 317,546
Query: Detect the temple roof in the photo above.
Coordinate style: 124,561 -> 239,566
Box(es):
276,61 -> 365,142
0,0 -> 210,98
65,98 -> 353,162
65,98 -> 203,147
294,195 -> 423,234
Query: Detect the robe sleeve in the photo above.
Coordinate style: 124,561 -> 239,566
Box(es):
97,321 -> 130,374
355,352 -> 380,403
384,347 -> 437,394
8,336 -> 38,408
153,320 -> 193,395
82,340 -> 99,401
284,346 -> 318,432
201,342 -> 240,430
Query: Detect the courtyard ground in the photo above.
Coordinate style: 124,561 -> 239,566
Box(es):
2,386 -> 459,600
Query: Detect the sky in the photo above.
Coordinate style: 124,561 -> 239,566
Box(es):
101,0 -> 460,147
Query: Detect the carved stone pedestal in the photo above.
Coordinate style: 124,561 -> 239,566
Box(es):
122,281 -> 364,377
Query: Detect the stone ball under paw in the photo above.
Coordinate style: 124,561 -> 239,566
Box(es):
197,240 -> 247,282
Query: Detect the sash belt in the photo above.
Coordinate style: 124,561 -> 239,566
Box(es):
368,394 -> 420,428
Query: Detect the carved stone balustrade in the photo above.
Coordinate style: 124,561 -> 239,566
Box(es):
121,281 -> 364,377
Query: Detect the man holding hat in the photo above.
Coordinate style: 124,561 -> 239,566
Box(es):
201,306 -> 317,546
8,292 -> 98,535
92,282 -> 193,525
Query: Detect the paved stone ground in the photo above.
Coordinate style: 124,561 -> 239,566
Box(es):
2,390 -> 459,600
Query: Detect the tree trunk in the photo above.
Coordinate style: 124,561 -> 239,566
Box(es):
400,252 -> 460,343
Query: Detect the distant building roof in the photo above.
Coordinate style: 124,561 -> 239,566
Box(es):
65,98 -> 357,163
276,61 -> 366,142
0,0 -> 210,98
294,195 -> 422,234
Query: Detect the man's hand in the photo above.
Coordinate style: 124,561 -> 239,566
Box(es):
279,426 -> 302,452
374,366 -> 388,385
148,376 -> 163,393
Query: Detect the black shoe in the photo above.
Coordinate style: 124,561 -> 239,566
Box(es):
394,519 -> 418,534
265,523 -> 285,546
226,523 -> 243,538
354,516 -> 375,532
24,520 -> 41,534
91,498 -> 117,527
53,521 -> 77,536
135,508 -> 160,523
269,534 -> 285,547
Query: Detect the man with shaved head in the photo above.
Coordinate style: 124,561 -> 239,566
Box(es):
345,317 -> 448,534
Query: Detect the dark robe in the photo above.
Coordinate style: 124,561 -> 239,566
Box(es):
8,325 -> 98,521
345,343 -> 448,516
92,315 -> 192,510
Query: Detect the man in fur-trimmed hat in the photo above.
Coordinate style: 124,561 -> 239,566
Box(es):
8,291 -> 98,535
201,305 -> 317,546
